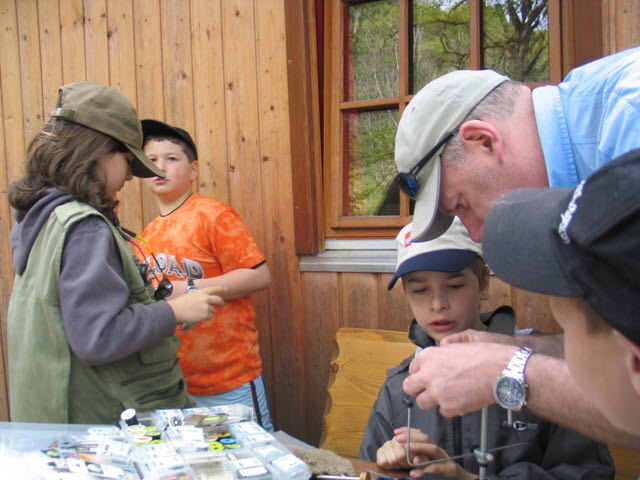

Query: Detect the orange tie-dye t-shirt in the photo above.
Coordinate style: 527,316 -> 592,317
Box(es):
138,194 -> 265,395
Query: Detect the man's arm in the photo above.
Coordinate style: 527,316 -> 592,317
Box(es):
442,329 -> 564,357
402,342 -> 640,448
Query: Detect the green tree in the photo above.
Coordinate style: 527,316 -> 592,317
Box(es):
344,0 -> 549,216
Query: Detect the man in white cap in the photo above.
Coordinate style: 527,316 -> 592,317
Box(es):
398,47 -> 640,448
394,47 -> 640,243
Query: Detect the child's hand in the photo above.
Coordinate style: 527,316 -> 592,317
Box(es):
376,427 -> 426,470
168,286 -> 225,326
387,427 -> 476,480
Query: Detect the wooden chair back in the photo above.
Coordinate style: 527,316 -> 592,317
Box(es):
319,327 -> 415,458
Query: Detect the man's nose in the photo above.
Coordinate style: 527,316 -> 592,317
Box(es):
459,214 -> 484,242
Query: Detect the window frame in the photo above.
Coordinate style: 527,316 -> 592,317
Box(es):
322,0 -> 563,239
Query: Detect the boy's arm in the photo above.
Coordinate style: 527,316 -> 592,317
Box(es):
170,263 -> 271,300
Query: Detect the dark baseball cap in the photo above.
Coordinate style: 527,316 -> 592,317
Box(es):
50,82 -> 164,178
482,149 -> 640,347
141,119 -> 198,160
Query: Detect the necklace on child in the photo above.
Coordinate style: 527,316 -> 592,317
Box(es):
160,193 -> 193,217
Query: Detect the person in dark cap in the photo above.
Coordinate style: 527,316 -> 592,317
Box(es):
482,148 -> 640,436
7,82 -> 225,424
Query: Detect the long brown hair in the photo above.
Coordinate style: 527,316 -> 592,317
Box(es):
9,117 -> 127,223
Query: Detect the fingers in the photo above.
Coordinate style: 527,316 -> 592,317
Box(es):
198,286 -> 225,307
201,285 -> 227,295
394,428 -> 430,446
439,330 -> 472,345
376,439 -> 411,470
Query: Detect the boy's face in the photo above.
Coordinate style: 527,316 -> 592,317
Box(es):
402,268 -> 485,345
143,139 -> 198,202
548,296 -> 640,434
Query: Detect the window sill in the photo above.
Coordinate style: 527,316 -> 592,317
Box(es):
299,239 -> 396,273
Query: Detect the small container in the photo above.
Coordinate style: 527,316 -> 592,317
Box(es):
121,408 -> 138,426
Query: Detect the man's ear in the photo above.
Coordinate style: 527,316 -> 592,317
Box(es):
614,330 -> 640,397
458,120 -> 504,163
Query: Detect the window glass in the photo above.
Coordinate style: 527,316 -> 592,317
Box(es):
345,0 -> 399,101
344,109 -> 400,216
412,0 -> 470,92
483,0 -> 549,82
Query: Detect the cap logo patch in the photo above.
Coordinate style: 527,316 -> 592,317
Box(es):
404,230 -> 412,248
558,180 -> 585,245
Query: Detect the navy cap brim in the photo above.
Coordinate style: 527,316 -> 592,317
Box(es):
387,249 -> 477,290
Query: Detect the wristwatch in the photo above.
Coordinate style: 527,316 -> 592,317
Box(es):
493,347 -> 534,411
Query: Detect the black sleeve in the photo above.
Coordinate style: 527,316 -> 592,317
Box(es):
492,422 -> 614,479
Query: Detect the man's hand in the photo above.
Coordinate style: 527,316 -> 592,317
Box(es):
403,343 -> 515,417
443,329 -> 565,357
441,329 -> 519,346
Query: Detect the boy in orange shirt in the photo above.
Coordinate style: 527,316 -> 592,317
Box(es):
139,119 -> 273,431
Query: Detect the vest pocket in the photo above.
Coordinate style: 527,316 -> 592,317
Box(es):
96,337 -> 191,411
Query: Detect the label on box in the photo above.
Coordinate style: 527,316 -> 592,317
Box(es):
237,465 -> 271,480
272,454 -> 306,473
231,457 -> 264,469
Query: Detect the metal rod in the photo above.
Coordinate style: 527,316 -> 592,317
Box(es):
478,407 -> 488,480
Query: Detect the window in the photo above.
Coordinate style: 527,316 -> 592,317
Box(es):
323,0 -> 562,238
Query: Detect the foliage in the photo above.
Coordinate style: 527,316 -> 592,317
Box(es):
344,0 -> 549,216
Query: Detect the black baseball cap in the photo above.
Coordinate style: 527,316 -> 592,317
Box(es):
482,149 -> 640,347
141,119 -> 198,159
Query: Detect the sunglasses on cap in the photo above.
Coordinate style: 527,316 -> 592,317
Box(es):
394,129 -> 457,199
117,226 -> 174,301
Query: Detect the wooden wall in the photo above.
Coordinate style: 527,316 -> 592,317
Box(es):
0,0 -> 639,449
0,0 -> 308,440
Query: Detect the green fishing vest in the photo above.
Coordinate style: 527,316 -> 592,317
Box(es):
8,201 -> 194,424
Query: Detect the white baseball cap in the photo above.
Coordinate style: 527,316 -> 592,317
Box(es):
388,217 -> 483,290
395,70 -> 508,242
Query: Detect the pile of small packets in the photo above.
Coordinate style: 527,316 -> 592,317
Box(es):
21,404 -> 311,480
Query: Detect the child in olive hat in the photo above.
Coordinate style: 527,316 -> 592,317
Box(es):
7,82 -> 224,424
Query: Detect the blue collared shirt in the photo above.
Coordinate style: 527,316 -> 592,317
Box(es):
533,46 -> 640,187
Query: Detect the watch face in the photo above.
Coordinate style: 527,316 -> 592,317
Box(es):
494,376 -> 526,410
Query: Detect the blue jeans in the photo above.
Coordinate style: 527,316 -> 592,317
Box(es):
192,374 -> 274,432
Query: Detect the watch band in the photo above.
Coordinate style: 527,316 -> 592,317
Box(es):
502,347 -> 534,379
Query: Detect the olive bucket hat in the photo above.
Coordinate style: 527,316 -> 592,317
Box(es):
50,82 -> 164,178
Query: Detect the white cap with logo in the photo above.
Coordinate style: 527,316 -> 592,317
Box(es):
388,217 -> 483,290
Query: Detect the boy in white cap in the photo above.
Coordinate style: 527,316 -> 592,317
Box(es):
359,219 -> 612,479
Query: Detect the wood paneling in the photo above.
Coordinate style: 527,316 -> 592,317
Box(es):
603,0 -> 640,54
0,0 -> 299,436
